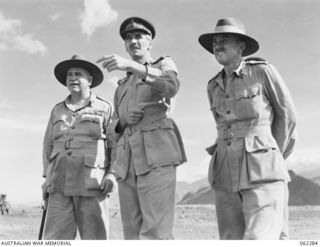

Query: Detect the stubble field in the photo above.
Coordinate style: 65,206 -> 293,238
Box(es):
0,205 -> 319,240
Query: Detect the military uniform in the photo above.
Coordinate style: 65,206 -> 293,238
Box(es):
108,56 -> 186,239
206,59 -> 297,239
42,93 -> 113,239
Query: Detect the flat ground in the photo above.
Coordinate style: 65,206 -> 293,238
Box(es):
0,205 -> 319,240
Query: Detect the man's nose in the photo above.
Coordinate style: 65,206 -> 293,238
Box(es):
68,75 -> 77,81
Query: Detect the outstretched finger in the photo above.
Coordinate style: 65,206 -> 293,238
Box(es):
96,55 -> 112,63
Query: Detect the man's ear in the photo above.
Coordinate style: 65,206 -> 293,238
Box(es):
240,41 -> 246,55
88,76 -> 93,86
147,36 -> 153,51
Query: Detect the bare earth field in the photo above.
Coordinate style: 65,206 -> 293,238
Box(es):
0,205 -> 319,240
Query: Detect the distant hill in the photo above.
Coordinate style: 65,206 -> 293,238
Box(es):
288,170 -> 320,205
298,166 -> 320,185
178,170 -> 320,206
175,178 -> 209,202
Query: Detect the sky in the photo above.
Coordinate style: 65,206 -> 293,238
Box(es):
0,0 -> 320,204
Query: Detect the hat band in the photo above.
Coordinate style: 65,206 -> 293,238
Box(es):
124,23 -> 151,36
215,25 -> 246,35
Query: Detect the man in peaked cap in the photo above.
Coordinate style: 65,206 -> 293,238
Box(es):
198,18 -> 297,239
97,17 -> 186,240
42,55 -> 116,239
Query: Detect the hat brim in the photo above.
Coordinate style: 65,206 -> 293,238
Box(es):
54,59 -> 103,88
198,32 -> 259,57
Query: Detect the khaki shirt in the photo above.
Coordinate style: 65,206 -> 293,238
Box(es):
207,60 -> 297,192
108,56 -> 187,179
42,93 -> 113,196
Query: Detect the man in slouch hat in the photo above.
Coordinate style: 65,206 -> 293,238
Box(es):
198,17 -> 297,239
42,55 -> 115,239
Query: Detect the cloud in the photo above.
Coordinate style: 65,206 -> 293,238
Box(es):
79,0 -> 118,39
0,11 -> 48,55
12,34 -> 47,54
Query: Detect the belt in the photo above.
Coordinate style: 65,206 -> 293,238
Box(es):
217,125 -> 272,141
53,139 -> 104,150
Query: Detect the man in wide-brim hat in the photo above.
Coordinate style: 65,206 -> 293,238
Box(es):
42,55 -> 116,239
198,17 -> 297,239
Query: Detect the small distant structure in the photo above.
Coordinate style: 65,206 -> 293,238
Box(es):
0,194 -> 10,215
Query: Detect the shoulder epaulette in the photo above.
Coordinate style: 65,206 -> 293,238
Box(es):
151,56 -> 165,65
208,74 -> 219,85
96,96 -> 113,114
96,95 -> 111,103
245,57 -> 268,65
208,68 -> 223,85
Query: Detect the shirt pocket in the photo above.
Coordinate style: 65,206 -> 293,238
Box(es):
141,121 -> 183,166
245,134 -> 286,183
83,154 -> 106,190
234,85 -> 262,121
80,114 -> 103,138
52,116 -> 68,140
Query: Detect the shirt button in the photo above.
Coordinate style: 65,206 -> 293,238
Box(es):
226,110 -> 231,114
71,126 -> 75,129
72,113 -> 76,117
227,141 -> 231,146
225,94 -> 230,99
67,151 -> 72,155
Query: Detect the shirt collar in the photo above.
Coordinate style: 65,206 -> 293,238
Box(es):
233,60 -> 247,77
64,91 -> 95,111
211,60 -> 248,90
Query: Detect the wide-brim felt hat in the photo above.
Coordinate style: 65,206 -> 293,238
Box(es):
120,16 -> 155,40
54,55 -> 103,88
198,17 -> 259,57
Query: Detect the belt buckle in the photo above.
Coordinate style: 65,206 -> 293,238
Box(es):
64,139 -> 70,150
223,129 -> 233,141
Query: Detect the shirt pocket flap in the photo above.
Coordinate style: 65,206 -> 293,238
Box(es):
80,114 -> 101,123
52,115 -> 66,125
139,120 -> 183,166
248,85 -> 260,97
245,135 -> 278,153
235,90 -> 248,100
235,85 -> 260,100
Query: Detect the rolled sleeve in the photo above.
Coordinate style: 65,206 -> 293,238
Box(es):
263,64 -> 297,159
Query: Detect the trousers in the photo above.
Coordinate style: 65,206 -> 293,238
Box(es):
214,181 -> 285,239
118,161 -> 176,240
43,192 -> 109,239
